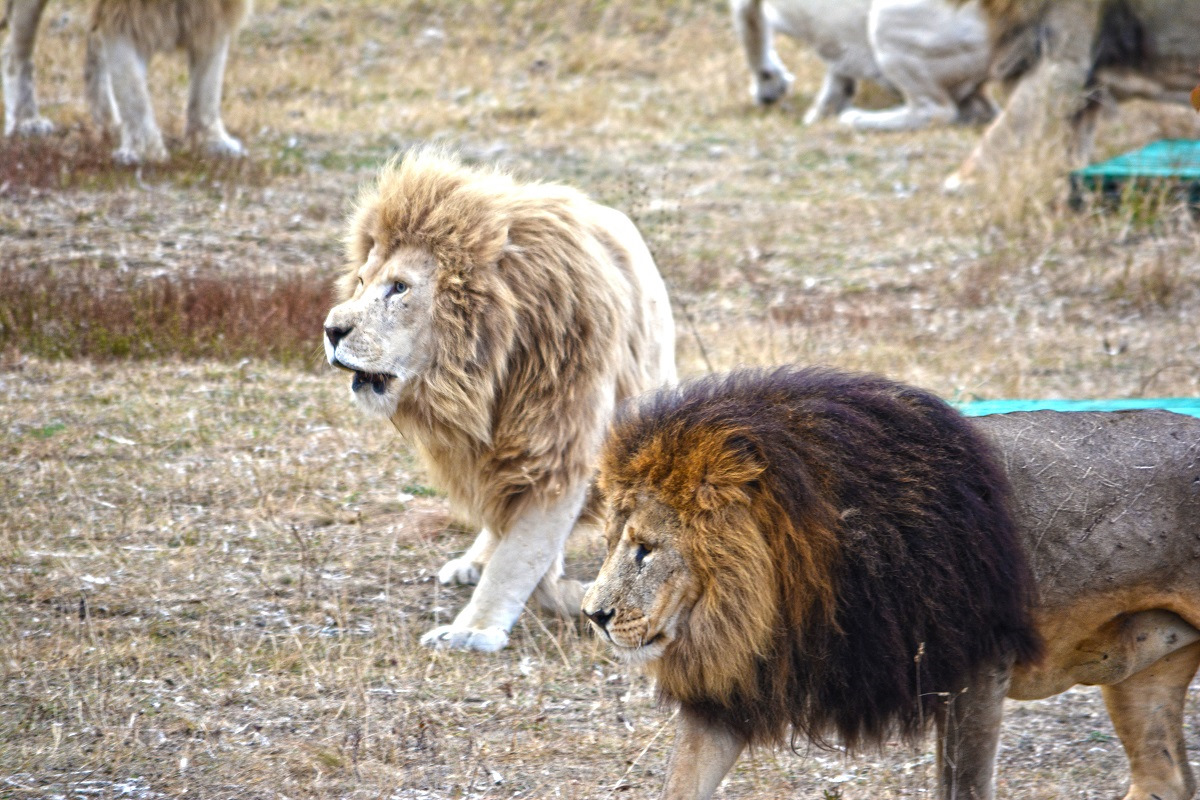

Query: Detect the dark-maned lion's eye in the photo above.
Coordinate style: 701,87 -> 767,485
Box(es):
634,543 -> 651,566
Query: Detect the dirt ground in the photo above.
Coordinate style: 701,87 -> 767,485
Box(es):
3,1 -> 1200,798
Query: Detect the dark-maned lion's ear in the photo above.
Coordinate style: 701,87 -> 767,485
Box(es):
694,435 -> 765,511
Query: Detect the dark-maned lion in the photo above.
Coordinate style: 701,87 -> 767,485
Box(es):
584,366 -> 1200,800
324,149 -> 676,653
946,0 -> 1200,190
2,0 -> 250,163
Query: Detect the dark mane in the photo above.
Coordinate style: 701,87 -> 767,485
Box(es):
603,366 -> 1042,750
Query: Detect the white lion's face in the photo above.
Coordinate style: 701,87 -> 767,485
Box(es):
323,246 -> 438,418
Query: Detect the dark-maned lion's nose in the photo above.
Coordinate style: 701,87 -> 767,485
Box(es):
585,607 -> 614,631
324,324 -> 352,348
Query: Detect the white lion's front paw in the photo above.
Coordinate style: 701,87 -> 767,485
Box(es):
753,67 -> 793,106
203,133 -> 246,159
420,625 -> 509,652
10,115 -> 55,137
113,140 -> 168,165
438,556 -> 483,586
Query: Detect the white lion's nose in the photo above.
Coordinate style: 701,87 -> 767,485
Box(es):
324,324 -> 352,349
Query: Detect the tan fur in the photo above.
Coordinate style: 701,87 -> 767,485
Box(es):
90,0 -> 249,53
325,149 -> 675,651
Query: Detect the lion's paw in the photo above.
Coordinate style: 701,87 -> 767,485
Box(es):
420,625 -> 509,652
203,133 -> 246,159
10,115 -> 55,137
113,141 -> 168,165
753,67 -> 793,106
437,556 -> 483,586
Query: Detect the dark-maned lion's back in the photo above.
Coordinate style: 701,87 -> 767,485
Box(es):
603,367 -> 1042,749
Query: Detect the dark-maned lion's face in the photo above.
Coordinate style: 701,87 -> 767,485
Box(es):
323,245 -> 437,419
581,494 -> 699,665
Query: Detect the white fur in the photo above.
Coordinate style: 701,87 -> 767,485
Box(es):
730,0 -> 995,131
421,481 -> 591,652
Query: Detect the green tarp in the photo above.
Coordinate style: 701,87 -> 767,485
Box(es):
958,398 -> 1200,419
1070,138 -> 1200,206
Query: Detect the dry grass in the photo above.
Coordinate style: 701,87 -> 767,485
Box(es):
4,0 -> 1200,798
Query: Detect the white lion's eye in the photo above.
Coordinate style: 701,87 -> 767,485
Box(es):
387,281 -> 409,298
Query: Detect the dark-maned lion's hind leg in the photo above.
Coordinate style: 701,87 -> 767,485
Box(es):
935,660 -> 1013,800
1102,640 -> 1200,800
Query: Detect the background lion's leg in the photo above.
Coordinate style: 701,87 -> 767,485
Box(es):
421,482 -> 589,652
1,0 -> 52,136
185,31 -> 244,157
729,0 -> 792,106
84,29 -> 119,132
1102,640 -> 1200,800
803,71 -> 855,125
102,34 -> 167,163
437,527 -> 498,587
661,708 -> 745,800
935,659 -> 1012,800
943,0 -> 1099,191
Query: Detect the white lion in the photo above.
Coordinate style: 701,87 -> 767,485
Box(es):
2,0 -> 249,163
731,0 -> 996,130
323,150 -> 676,652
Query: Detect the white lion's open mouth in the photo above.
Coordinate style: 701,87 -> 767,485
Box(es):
350,370 -> 395,395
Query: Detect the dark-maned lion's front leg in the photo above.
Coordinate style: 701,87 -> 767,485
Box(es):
661,709 -> 746,800
936,659 -> 1013,800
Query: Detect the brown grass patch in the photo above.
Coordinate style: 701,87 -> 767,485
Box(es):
0,132 -> 274,192
0,260 -> 334,365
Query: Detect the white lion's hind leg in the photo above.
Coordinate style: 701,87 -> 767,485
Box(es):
103,36 -> 167,164
532,552 -> 586,617
437,527 -> 498,587
838,99 -> 956,132
2,0 -> 53,137
803,71 -> 855,125
421,483 -> 588,652
185,33 -> 244,158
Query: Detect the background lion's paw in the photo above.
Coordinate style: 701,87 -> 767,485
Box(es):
437,557 -> 482,586
420,625 -> 509,652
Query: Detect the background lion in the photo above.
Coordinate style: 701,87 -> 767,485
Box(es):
323,149 -> 676,653
584,366 -> 1200,800
947,0 -> 1200,189
2,0 -> 249,163
732,0 -> 996,130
